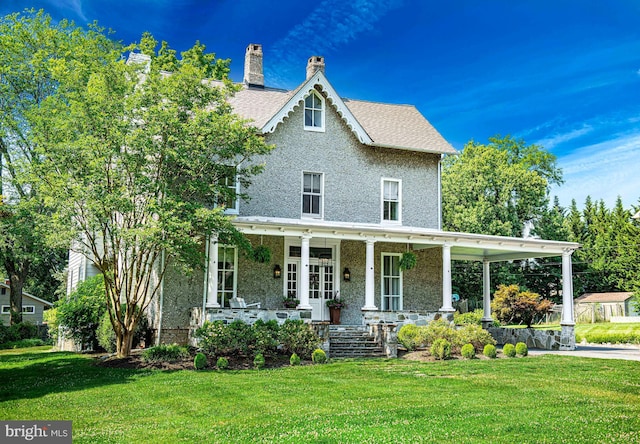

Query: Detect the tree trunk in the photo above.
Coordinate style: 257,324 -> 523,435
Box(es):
116,327 -> 135,358
8,274 -> 24,325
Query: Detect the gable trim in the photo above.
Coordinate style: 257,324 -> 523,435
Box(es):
261,71 -> 373,145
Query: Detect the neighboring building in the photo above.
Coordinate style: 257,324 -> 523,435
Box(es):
68,44 -> 581,352
575,292 -> 638,322
0,282 -> 53,326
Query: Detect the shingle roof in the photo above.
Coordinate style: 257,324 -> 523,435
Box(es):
343,99 -> 456,154
575,292 -> 634,303
228,82 -> 456,155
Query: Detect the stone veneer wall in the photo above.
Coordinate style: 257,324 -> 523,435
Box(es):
487,326 -> 576,351
363,310 -> 438,328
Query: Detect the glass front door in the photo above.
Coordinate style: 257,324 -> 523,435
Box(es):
309,262 -> 334,320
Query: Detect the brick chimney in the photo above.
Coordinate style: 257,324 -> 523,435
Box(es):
306,55 -> 325,80
243,43 -> 264,88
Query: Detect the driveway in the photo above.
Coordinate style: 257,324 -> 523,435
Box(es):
528,344 -> 640,361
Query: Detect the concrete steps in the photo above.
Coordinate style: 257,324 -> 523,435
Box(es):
329,325 -> 386,358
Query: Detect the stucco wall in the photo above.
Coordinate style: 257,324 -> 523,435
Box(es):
240,88 -> 441,229
159,264 -> 204,333
236,235 -> 286,308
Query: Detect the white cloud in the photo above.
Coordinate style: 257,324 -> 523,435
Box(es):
52,0 -> 87,22
551,132 -> 640,208
265,0 -> 403,87
535,125 -> 593,150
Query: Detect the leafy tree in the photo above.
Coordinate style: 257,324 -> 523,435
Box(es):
56,275 -> 106,349
491,284 -> 552,327
33,30 -> 273,357
0,10 -> 89,322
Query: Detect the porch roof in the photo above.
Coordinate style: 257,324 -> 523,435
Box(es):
233,217 -> 580,263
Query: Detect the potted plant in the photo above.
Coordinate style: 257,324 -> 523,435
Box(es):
326,292 -> 346,324
252,245 -> 272,263
282,296 -> 299,308
399,251 -> 417,271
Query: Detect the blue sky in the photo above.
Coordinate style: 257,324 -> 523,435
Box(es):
3,0 -> 640,209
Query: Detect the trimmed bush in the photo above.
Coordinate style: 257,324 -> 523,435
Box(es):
142,344 -> 189,363
311,348 -> 327,364
503,343 -> 516,358
461,343 -> 475,359
216,356 -> 229,370
253,353 -> 265,369
289,353 -> 301,366
194,352 -> 207,370
515,342 -> 528,357
455,324 -> 496,353
253,319 -> 280,357
398,324 -> 426,351
454,309 -> 484,326
279,320 -> 322,359
430,338 -> 451,360
483,344 -> 497,359
423,320 -> 458,349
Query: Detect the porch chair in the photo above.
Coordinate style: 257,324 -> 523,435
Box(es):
229,297 -> 261,309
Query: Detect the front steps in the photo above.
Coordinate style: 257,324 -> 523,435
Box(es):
329,325 -> 386,358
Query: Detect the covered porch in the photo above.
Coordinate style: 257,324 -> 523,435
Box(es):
198,217 -> 580,350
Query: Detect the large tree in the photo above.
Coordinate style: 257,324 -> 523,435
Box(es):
33,31 -> 272,357
442,136 -> 564,303
0,10 -> 86,322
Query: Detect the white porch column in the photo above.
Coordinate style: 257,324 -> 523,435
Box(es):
481,258 -> 493,325
362,239 -> 377,310
561,249 -> 575,325
440,243 -> 455,312
206,235 -> 220,307
298,234 -> 312,309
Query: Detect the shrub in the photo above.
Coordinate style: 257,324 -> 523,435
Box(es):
43,308 -> 59,342
195,320 -> 254,357
461,343 -> 475,359
289,353 -> 301,366
279,320 -> 322,359
430,338 -> 451,360
311,348 -> 327,364
0,338 -> 46,350
580,332 -> 640,344
216,356 -> 229,370
491,284 -> 552,327
398,324 -> 427,351
253,319 -> 280,357
456,324 -> 496,353
253,353 -> 265,369
194,352 -> 207,370
55,275 -> 106,349
142,344 -> 189,363
454,309 -> 484,326
503,343 -> 516,358
483,344 -> 497,359
423,320 -> 458,348
515,342 -> 528,357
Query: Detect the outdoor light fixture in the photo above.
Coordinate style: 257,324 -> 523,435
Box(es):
343,267 -> 351,282
273,264 -> 282,279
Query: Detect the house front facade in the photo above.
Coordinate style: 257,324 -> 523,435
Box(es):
67,44 -> 580,351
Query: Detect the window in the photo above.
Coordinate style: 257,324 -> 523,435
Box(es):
1,305 -> 35,314
381,253 -> 402,310
304,91 -> 324,131
217,246 -> 237,307
382,179 -> 401,223
216,166 -> 239,214
302,172 -> 323,218
1,287 -> 5,295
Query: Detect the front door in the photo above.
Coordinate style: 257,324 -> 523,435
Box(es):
309,261 -> 334,320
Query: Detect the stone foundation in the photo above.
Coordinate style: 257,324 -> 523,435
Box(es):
362,310 -> 437,328
369,323 -> 398,357
487,326 -> 576,351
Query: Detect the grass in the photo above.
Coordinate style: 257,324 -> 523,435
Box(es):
1,349 -> 639,443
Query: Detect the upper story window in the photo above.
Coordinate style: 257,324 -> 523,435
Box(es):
304,91 -> 324,131
302,172 -> 323,218
382,178 -> 402,223
216,166 -> 239,214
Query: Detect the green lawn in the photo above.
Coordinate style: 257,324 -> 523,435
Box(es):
1,349 -> 639,443
507,323 -> 640,344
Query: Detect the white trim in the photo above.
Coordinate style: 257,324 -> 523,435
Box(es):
381,178 -> 402,224
1,305 -> 35,314
381,252 -> 403,310
0,284 -> 53,307
217,245 -> 238,307
301,171 -> 324,219
262,71 -> 372,144
303,90 -> 325,132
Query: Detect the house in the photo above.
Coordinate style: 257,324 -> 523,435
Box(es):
67,44 -> 580,353
575,292 -> 639,322
0,282 -> 53,326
